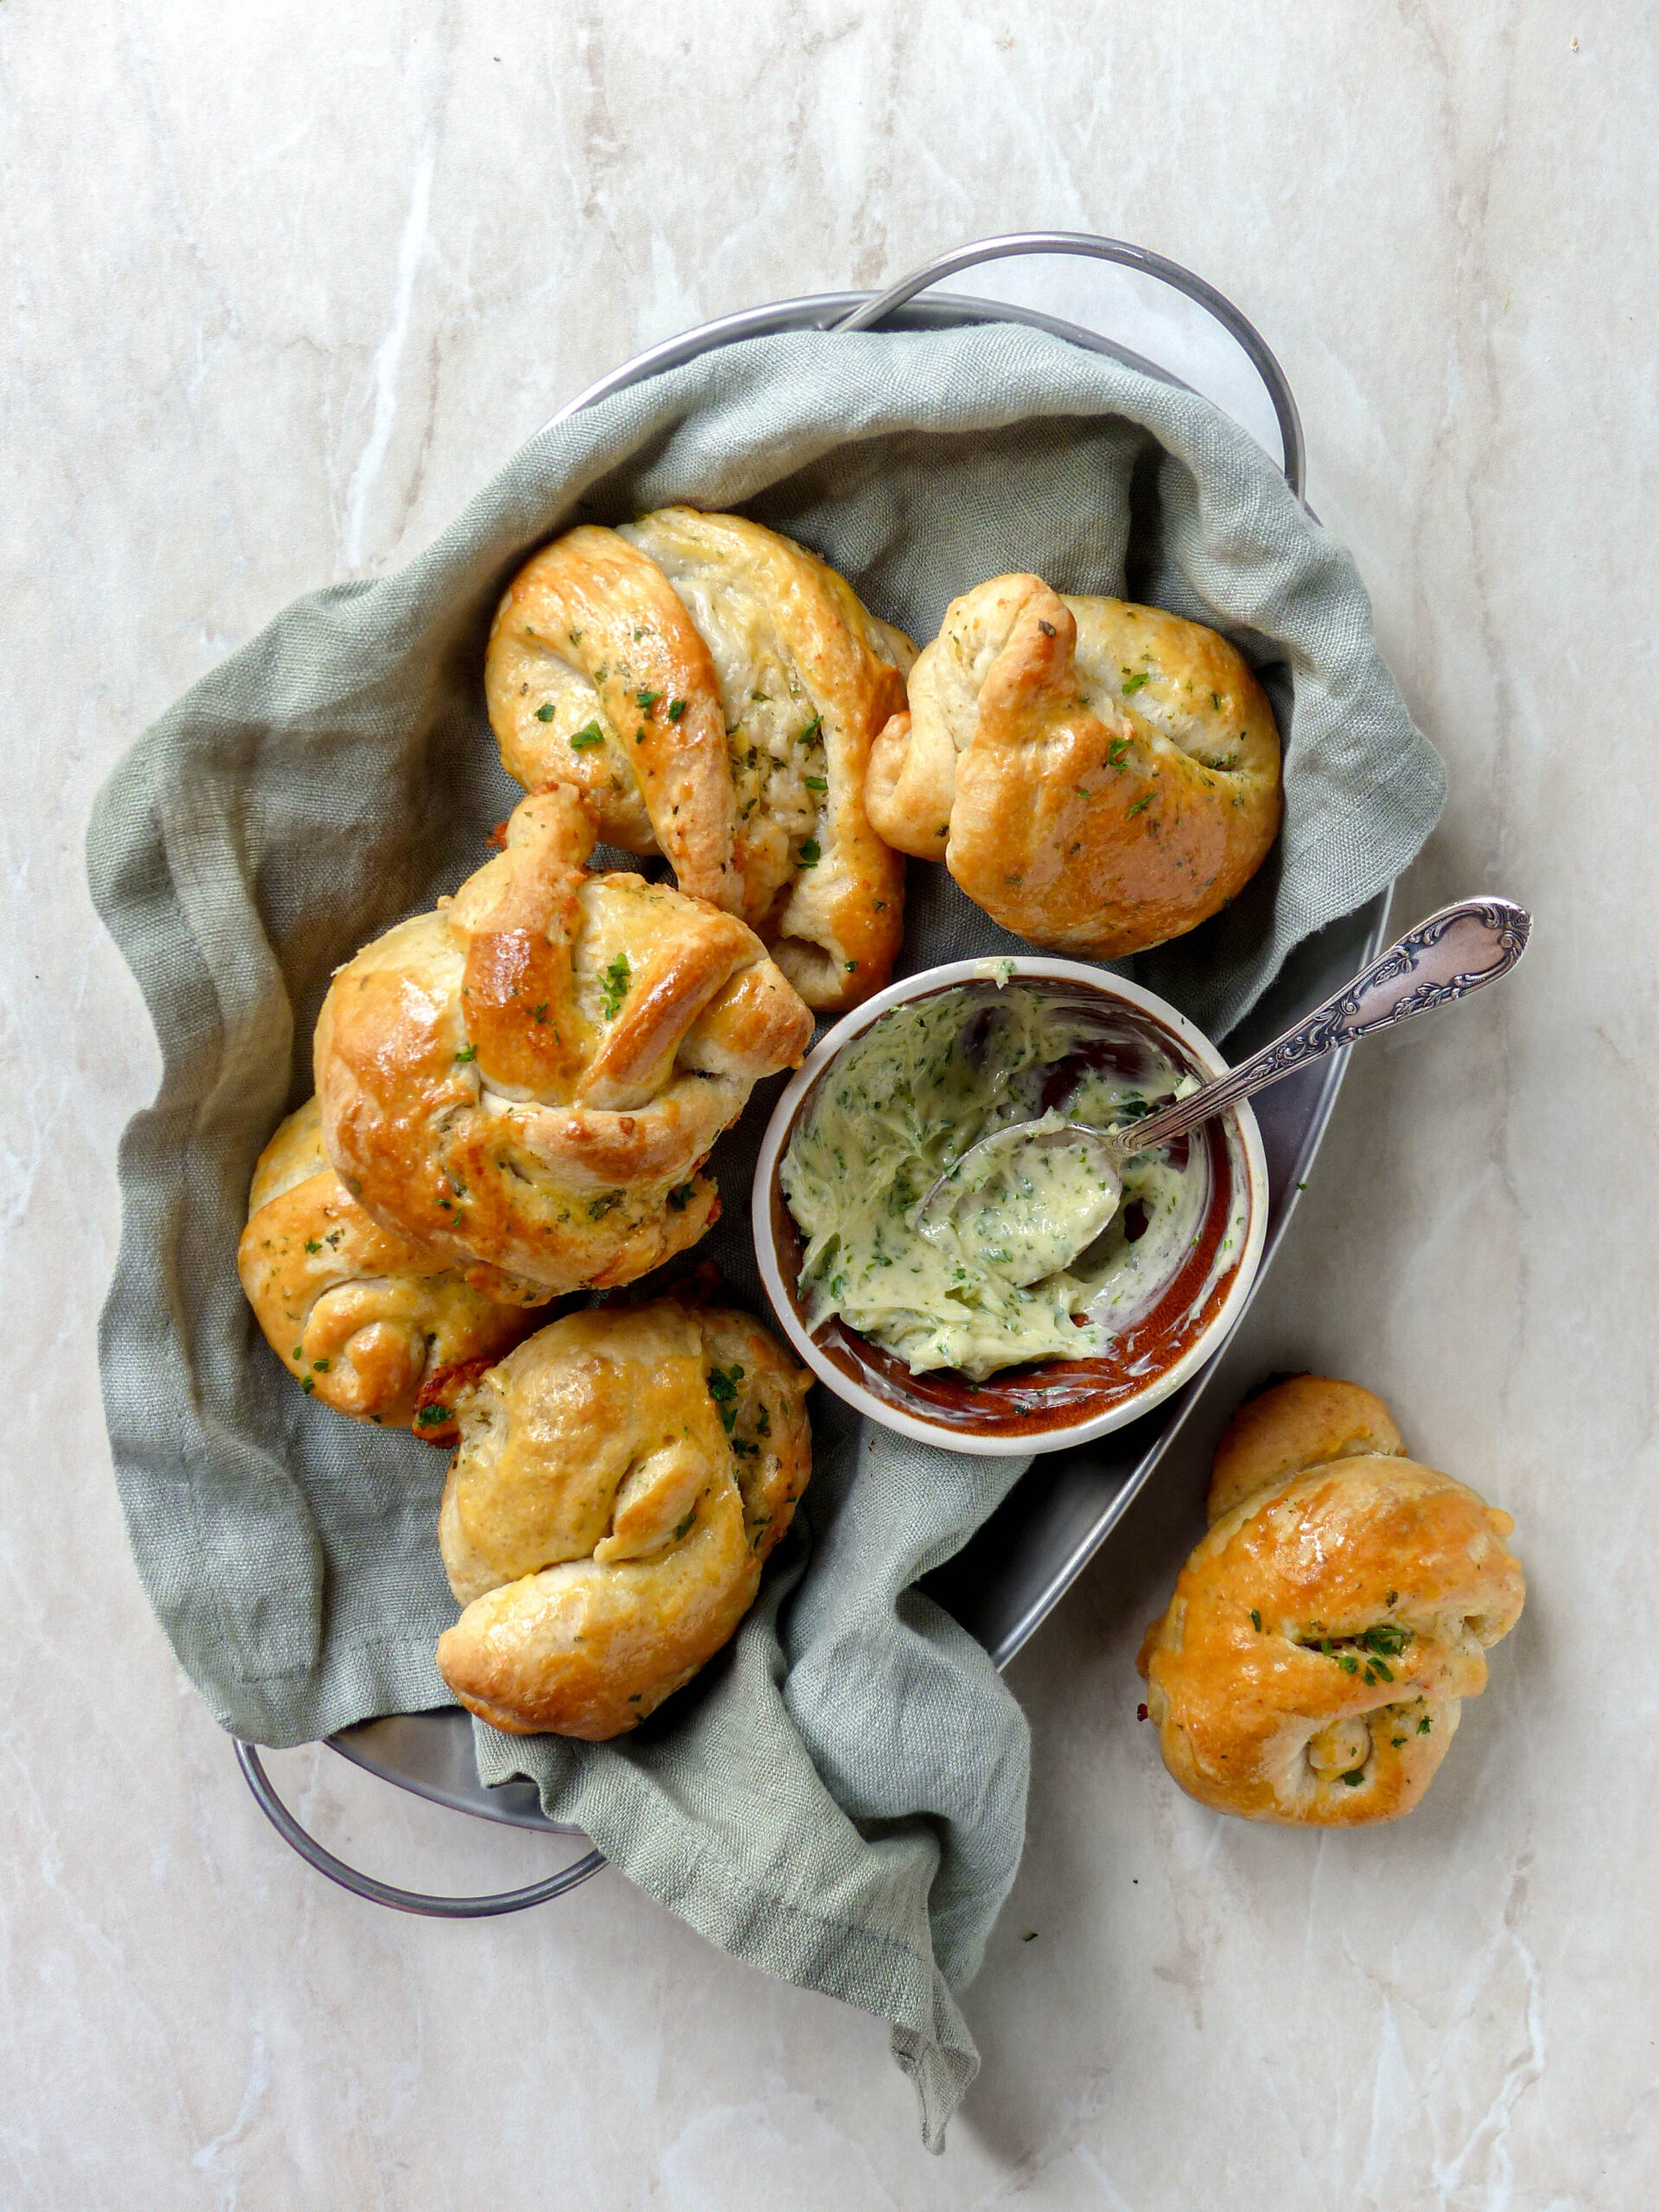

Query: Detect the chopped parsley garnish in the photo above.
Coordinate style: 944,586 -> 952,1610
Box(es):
1354,1623 -> 1413,1657
588,1191 -> 624,1218
667,697 -> 687,721
804,775 -> 828,792
534,702 -> 557,722
672,1510 -> 696,1541
600,953 -> 631,1019
1126,794 -> 1153,818
797,715 -> 822,746
1121,670 -> 1150,696
300,1376 -> 315,1394
1108,738 -> 1130,767
454,1042 -> 478,1062
1249,1609 -> 1262,1631
568,720 -> 606,750
666,1182 -> 697,1211
755,1404 -> 770,1436
795,839 -> 821,868
312,1358 -> 330,1373
303,1237 -> 322,1255
706,1364 -> 744,1434
1338,1769 -> 1365,1787
636,689 -> 662,711
1418,1716 -> 1433,1734
414,1403 -> 452,1427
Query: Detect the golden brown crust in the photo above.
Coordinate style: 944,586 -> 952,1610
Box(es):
315,787 -> 811,1302
486,508 -> 912,1009
237,1099 -> 540,1430
1207,1374 -> 1407,1524
434,1298 -> 812,1738
1138,1380 -> 1524,1827
484,525 -> 740,906
866,575 -> 1282,958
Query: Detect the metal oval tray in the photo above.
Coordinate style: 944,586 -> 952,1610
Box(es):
312,236 -> 1384,1842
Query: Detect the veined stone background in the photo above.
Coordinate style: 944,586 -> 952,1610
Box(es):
3,3 -> 1652,2205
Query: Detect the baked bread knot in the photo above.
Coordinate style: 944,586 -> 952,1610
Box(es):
1207,1372 -> 1405,1524
486,505 -> 913,1008
1138,1377 -> 1524,1826
866,575 -> 1282,957
315,785 -> 813,1303
435,1298 -> 811,1738
237,1097 -> 538,1433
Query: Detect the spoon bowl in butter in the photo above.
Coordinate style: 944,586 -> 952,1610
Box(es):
915,896 -> 1530,1269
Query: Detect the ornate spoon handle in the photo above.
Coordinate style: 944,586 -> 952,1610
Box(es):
1121,897 -> 1532,1157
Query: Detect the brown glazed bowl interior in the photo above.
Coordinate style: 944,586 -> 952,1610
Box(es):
751,957 -> 1268,1457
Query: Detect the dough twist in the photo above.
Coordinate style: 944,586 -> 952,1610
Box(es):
315,786 -> 813,1303
435,1298 -> 812,1738
1137,1376 -> 1525,1825
485,507 -> 912,1007
866,575 -> 1281,957
237,1097 -> 538,1433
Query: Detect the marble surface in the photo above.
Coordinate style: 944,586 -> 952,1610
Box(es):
4,1 -> 1654,2203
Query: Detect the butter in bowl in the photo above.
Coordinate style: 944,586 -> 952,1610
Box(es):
753,957 -> 1269,1453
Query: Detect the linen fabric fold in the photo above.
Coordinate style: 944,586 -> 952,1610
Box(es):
87,319 -> 1443,2149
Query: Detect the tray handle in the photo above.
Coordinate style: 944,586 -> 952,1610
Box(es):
832,230 -> 1305,500
235,1741 -> 606,1918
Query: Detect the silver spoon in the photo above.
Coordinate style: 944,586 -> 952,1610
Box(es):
917,896 -> 1531,1265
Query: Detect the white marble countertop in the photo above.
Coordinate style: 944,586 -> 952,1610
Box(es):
6,3 -> 1653,2204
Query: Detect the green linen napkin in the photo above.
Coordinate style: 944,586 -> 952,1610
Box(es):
86,320 -> 1443,2149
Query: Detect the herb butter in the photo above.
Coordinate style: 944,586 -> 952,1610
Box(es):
780,984 -> 1219,1380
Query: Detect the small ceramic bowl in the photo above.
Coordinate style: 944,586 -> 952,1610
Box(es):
752,957 -> 1268,1456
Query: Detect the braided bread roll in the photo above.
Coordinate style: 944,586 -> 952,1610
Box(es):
1137,1376 -> 1525,1825
435,1297 -> 811,1738
866,574 -> 1281,957
486,506 -> 912,1009
237,1097 -> 538,1435
315,785 -> 813,1304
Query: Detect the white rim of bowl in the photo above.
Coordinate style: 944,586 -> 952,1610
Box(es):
751,956 -> 1269,1457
